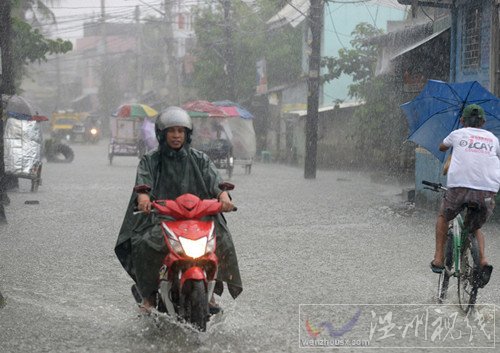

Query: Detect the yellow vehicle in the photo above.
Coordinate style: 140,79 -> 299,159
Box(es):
50,110 -> 85,142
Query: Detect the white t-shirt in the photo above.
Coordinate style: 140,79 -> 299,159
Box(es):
443,127 -> 500,192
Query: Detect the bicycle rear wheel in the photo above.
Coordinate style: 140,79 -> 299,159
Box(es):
458,235 -> 479,313
437,234 -> 453,303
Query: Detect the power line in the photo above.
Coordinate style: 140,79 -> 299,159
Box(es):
326,1 -> 347,50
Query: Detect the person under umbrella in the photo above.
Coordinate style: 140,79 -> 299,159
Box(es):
430,104 -> 499,288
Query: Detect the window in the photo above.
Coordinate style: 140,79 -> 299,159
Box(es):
462,5 -> 481,70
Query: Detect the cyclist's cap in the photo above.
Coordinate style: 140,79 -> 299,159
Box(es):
462,104 -> 485,120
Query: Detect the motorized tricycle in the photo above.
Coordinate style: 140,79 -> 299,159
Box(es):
50,110 -> 84,142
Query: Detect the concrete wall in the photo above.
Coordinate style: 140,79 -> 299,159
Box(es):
317,106 -> 359,168
414,148 -> 447,209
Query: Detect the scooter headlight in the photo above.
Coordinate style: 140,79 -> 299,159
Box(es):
163,223 -> 184,254
90,128 -> 98,135
179,237 -> 207,259
167,237 -> 184,254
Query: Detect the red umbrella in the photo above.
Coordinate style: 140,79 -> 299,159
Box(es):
212,100 -> 254,119
181,100 -> 228,118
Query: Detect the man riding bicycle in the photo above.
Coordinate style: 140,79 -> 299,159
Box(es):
431,104 -> 500,287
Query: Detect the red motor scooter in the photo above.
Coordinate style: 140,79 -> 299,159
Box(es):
132,183 -> 236,331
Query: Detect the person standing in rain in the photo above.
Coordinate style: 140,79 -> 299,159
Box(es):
430,104 -> 499,287
115,106 -> 242,312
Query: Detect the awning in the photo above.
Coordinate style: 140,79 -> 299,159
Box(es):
267,0 -> 309,30
71,93 -> 98,112
285,102 -> 364,118
390,26 -> 450,61
397,0 -> 452,8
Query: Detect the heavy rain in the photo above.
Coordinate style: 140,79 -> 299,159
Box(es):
1,1 -> 500,352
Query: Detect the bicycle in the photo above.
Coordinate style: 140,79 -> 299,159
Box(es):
422,180 -> 492,313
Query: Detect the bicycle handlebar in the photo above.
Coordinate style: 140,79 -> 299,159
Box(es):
422,180 -> 447,192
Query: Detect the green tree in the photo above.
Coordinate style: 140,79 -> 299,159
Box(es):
1,0 -> 72,223
321,23 -> 383,98
11,18 -> 72,90
191,0 -> 303,101
10,0 -> 72,89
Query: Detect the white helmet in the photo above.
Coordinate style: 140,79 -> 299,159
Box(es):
155,106 -> 192,143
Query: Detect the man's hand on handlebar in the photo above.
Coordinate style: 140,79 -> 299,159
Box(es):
219,191 -> 236,212
137,193 -> 152,214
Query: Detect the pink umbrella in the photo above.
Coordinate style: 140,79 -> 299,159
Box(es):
181,100 -> 229,118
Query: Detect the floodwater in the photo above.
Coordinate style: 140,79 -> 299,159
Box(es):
1,142 -> 499,352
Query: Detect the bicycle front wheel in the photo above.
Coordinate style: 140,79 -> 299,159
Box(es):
458,236 -> 479,313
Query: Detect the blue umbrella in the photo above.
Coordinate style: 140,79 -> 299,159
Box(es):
401,80 -> 500,162
212,100 -> 254,119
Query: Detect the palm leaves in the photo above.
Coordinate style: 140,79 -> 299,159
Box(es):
13,0 -> 59,25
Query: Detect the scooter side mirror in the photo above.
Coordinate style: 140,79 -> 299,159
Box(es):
218,182 -> 235,191
134,184 -> 152,193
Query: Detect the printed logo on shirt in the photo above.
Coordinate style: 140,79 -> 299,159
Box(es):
459,135 -> 495,154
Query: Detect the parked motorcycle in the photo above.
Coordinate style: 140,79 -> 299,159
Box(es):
131,182 -> 236,331
44,138 -> 74,163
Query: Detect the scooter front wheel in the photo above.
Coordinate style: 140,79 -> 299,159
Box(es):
182,279 -> 208,331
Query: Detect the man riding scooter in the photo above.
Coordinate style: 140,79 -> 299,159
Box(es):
83,115 -> 101,143
114,106 -> 242,313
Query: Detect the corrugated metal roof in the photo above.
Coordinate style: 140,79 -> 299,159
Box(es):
286,101 -> 364,117
267,1 -> 407,30
397,0 -> 452,8
390,26 -> 450,60
267,0 -> 310,30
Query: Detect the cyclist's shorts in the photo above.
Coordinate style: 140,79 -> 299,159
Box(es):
439,187 -> 496,231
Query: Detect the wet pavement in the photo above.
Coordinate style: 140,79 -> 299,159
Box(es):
1,141 -> 499,352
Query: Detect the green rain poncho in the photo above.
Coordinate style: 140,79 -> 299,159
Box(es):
115,144 -> 242,299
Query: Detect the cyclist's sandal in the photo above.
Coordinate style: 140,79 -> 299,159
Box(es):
430,260 -> 445,274
474,265 -> 493,288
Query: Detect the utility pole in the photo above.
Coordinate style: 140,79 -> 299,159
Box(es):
0,0 -> 14,224
135,5 -> 143,98
164,0 -> 177,105
55,54 -> 61,110
304,0 -> 324,179
222,0 -> 236,101
100,0 -> 109,117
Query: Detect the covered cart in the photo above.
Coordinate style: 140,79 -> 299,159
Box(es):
2,95 -> 48,192
108,103 -> 158,165
183,100 -> 256,177
213,100 -> 256,174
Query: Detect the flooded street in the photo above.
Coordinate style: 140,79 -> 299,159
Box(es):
1,142 -> 499,352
